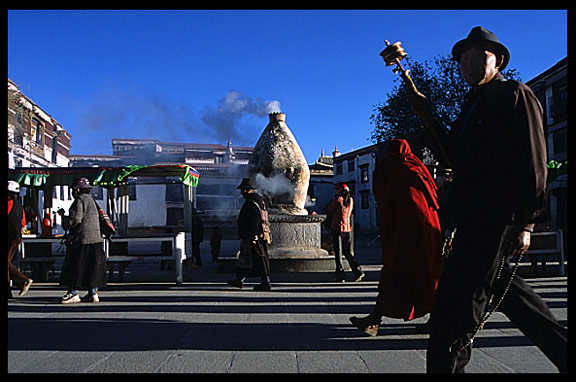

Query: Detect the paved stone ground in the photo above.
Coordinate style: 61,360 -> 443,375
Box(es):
7,238 -> 567,373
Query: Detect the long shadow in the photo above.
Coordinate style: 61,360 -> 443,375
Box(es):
8,316 -> 548,353
6,316 -> 358,352
8,272 -> 566,355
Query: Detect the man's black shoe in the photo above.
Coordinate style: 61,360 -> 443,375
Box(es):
253,283 -> 271,291
227,279 -> 243,289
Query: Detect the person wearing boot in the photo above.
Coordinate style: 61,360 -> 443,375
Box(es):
326,182 -> 364,283
8,181 -> 33,298
227,178 -> 272,291
350,139 -> 443,336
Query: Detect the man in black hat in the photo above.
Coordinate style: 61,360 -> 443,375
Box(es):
405,26 -> 567,373
227,178 -> 272,291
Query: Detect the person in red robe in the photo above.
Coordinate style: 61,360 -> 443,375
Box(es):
8,180 -> 33,298
350,139 -> 442,336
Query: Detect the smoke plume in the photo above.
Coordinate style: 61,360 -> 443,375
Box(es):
78,85 -> 281,153
254,173 -> 295,199
217,91 -> 281,116
202,90 -> 281,144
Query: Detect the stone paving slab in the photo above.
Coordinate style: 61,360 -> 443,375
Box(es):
7,262 -> 566,374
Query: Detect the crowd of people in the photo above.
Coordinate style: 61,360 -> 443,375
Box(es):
8,26 -> 566,373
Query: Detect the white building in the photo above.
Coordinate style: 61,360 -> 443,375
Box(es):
8,79 -> 73,233
8,79 -> 71,169
332,144 -> 380,233
71,138 -> 252,232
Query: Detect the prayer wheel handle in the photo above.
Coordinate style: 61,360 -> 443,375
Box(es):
379,40 -> 420,96
379,40 -> 453,168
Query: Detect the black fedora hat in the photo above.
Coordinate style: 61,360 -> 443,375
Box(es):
237,177 -> 257,190
452,26 -> 510,70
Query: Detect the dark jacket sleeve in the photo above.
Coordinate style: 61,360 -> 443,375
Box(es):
509,83 -> 548,229
426,80 -> 547,230
238,200 -> 262,240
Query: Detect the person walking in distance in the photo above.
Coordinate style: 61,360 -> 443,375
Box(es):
210,226 -> 223,263
227,178 -> 272,291
7,181 -> 33,298
58,177 -> 107,303
326,182 -> 364,283
190,210 -> 204,267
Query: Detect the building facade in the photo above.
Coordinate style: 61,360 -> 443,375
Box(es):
70,138 -> 253,231
8,79 -> 72,169
8,79 -> 73,233
308,148 -> 336,215
526,57 -> 567,235
332,144 -> 380,233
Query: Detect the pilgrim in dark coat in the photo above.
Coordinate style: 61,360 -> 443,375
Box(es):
59,177 -> 107,303
406,26 -> 566,373
228,178 -> 271,291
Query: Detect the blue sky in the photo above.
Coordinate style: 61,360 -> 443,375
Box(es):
8,9 -> 567,164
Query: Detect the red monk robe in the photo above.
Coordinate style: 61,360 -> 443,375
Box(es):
372,139 -> 443,321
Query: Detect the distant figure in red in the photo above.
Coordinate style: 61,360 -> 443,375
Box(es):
8,180 -> 33,298
350,139 -> 442,336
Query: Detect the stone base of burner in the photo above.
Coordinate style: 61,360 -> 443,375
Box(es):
267,213 -> 332,271
218,213 -> 350,272
268,214 -> 326,249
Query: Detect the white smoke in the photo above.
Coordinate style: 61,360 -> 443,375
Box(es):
202,90 -> 282,144
78,86 -> 281,152
79,84 -> 203,149
254,173 -> 294,199
264,100 -> 282,114
217,90 -> 281,116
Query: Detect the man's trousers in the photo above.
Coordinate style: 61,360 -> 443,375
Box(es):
426,223 -> 567,373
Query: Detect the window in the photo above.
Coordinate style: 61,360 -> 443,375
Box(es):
336,164 -> 343,175
553,128 -> 567,156
31,118 -> 43,146
166,207 -> 184,226
360,191 -> 370,209
128,184 -> 137,200
348,160 -> 355,172
360,164 -> 369,183
166,183 -> 184,202
14,111 -> 24,146
551,78 -> 567,123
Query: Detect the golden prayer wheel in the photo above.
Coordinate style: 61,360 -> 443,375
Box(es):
378,39 -> 453,168
379,40 -> 418,95
379,40 -> 408,72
